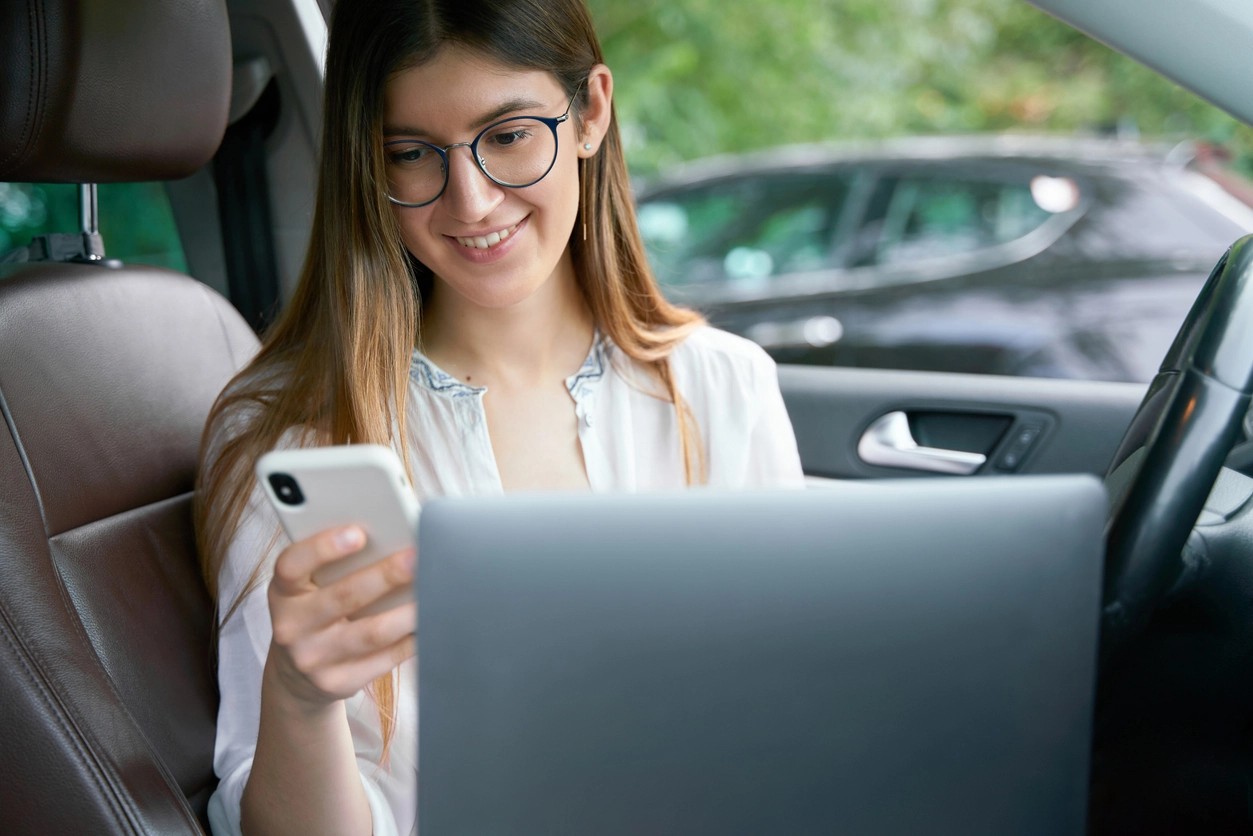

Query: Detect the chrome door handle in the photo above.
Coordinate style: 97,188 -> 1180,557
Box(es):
857,411 -> 986,475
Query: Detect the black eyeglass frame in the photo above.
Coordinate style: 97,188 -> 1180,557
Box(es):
383,81 -> 585,209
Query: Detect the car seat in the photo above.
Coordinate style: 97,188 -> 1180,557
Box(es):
0,0 -> 258,833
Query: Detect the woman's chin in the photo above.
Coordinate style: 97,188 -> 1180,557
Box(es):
438,276 -> 549,313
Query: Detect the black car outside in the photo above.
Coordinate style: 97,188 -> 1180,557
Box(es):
635,135 -> 1253,383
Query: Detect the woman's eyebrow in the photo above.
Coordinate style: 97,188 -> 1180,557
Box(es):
384,96 -> 548,139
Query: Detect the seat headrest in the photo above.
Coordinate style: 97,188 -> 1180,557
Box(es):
0,0 -> 233,184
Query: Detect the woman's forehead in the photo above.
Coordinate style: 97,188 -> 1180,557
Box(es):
383,46 -> 565,139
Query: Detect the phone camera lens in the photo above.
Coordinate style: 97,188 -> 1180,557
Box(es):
268,473 -> 305,506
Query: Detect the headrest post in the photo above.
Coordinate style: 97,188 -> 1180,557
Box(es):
77,184 -> 105,262
79,184 -> 99,237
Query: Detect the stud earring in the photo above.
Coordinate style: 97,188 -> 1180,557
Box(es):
583,143 -> 593,151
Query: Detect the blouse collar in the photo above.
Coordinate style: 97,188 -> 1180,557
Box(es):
410,330 -> 609,404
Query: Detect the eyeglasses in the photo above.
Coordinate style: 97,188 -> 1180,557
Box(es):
384,82 -> 584,208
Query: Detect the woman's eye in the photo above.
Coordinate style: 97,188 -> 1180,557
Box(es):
490,129 -> 533,148
388,146 -> 430,165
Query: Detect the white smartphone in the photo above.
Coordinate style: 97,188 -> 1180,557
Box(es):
255,443 -> 420,617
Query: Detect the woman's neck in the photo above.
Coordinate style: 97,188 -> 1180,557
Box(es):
418,260 -> 595,390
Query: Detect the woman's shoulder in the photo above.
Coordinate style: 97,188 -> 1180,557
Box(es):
670,325 -> 777,378
658,325 -> 781,410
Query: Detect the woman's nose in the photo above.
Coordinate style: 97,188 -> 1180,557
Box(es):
440,145 -> 504,223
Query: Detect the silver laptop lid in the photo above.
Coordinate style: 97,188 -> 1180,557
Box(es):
417,475 -> 1105,835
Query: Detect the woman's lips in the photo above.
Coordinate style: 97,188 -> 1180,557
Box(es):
454,220 -> 522,250
444,216 -> 528,264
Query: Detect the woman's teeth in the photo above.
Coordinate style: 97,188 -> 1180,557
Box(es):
457,223 -> 515,250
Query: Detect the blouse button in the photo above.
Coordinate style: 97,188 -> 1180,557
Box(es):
583,409 -> 594,428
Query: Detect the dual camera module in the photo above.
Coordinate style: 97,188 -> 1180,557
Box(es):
268,473 -> 305,506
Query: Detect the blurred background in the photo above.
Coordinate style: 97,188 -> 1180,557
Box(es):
4,0 -> 1252,383
586,0 -> 1253,176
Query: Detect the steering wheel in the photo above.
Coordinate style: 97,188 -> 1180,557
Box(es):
1100,234 -> 1253,652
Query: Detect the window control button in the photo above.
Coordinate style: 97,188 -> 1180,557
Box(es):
996,423 -> 1043,471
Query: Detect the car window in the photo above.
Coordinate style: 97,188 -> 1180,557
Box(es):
0,182 -> 187,271
638,171 -> 853,290
602,0 -> 1253,383
862,174 -> 1060,266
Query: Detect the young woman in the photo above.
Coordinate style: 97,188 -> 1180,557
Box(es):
197,0 -> 804,833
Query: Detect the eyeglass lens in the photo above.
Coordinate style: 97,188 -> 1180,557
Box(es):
385,117 -> 559,206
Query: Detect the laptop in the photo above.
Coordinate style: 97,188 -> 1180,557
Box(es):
416,475 -> 1106,835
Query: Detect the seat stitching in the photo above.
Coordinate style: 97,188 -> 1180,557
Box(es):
0,420 -> 204,829
4,509 -> 208,831
0,380 -> 52,539
0,599 -> 146,830
47,490 -> 194,540
0,0 -> 42,171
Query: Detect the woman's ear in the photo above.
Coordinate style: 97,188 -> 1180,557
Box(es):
577,64 -> 613,158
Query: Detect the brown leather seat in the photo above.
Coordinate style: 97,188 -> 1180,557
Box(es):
0,1 -> 257,833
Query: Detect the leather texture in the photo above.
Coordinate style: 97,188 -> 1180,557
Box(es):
0,264 -> 258,834
0,0 -> 248,830
0,0 -> 232,182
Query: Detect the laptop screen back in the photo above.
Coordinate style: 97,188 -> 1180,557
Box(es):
417,475 -> 1105,835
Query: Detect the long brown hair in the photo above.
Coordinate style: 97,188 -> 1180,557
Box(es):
195,0 -> 704,755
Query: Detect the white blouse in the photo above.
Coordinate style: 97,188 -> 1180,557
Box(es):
207,326 -> 805,835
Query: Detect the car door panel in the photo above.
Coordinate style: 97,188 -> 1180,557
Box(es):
779,365 -> 1146,479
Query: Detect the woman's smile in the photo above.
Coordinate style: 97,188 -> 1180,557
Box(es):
444,215 -> 529,265
451,218 -> 525,250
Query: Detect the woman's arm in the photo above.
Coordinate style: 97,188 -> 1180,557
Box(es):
239,525 -> 416,836
244,662 -> 372,835
207,469 -> 417,836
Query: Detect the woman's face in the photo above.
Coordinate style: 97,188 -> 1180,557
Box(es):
383,47 -> 606,313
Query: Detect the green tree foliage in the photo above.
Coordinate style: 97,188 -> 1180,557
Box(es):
588,0 -> 1253,177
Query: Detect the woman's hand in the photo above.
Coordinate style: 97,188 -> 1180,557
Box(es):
242,526 -> 413,835
265,525 -> 417,708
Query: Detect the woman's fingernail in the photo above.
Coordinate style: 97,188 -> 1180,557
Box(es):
335,526 -> 364,551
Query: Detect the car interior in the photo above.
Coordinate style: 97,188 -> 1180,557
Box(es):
2,0 -> 1253,833
0,0 -> 257,831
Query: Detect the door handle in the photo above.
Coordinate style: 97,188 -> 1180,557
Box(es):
857,411 -> 986,475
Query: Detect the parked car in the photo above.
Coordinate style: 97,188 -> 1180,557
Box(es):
636,134 -> 1253,382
